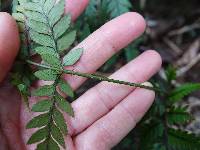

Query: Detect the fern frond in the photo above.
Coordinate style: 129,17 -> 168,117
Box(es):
165,65 -> 177,82
169,83 -> 200,103
139,122 -> 164,149
167,106 -> 193,125
149,143 -> 166,150
168,128 -> 200,150
84,0 -> 99,17
14,0 -> 82,149
102,0 -> 132,18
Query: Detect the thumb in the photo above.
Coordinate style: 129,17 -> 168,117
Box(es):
0,12 -> 20,82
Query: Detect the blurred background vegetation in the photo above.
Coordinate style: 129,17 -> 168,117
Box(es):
1,0 -> 200,149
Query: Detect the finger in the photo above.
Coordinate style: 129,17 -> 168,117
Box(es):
70,50 -> 162,134
0,128 -> 9,150
74,87 -> 155,150
0,12 -> 20,82
64,12 -> 146,89
65,0 -> 89,21
0,80 -> 25,149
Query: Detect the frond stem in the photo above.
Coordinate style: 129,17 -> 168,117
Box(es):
26,60 -> 165,93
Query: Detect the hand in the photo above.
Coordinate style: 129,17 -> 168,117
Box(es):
0,0 -> 162,150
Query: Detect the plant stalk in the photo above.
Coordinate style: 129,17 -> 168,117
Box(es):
26,60 -> 165,93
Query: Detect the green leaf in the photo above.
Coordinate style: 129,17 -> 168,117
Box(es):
63,48 -> 83,66
43,0 -> 55,14
34,46 -> 56,56
49,0 -> 65,26
27,20 -> 49,34
102,54 -> 118,71
30,30 -> 55,48
55,96 -> 74,117
152,144 -> 167,150
84,0 -> 98,17
139,122 -> 164,149
58,79 -> 74,98
32,85 -> 54,96
125,47 -> 139,62
36,141 -> 47,150
51,124 -> 65,148
22,2 -> 42,12
12,13 -> 25,22
15,5 -> 24,13
79,23 -> 91,41
57,30 -> 76,52
26,113 -> 49,128
167,106 -> 193,125
165,65 -> 177,82
32,100 -> 53,112
27,127 -> 48,144
53,14 -> 71,39
169,83 -> 200,103
32,0 -> 45,4
48,137 -> 60,150
18,0 -> 28,5
17,83 -> 26,92
34,69 -> 58,81
53,109 -> 68,134
103,0 -> 132,18
24,11 -> 47,23
168,128 -> 200,150
124,38 -> 142,62
41,53 -> 61,68
36,138 -> 59,150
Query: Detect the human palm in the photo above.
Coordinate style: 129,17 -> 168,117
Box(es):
0,0 -> 162,150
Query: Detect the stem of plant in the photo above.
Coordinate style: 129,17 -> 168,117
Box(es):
26,60 -> 165,93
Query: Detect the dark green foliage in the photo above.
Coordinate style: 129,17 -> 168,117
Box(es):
114,66 -> 200,150
139,122 -> 164,149
168,128 -> 200,150
169,83 -> 200,103
102,0 -> 132,18
167,106 -> 193,125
